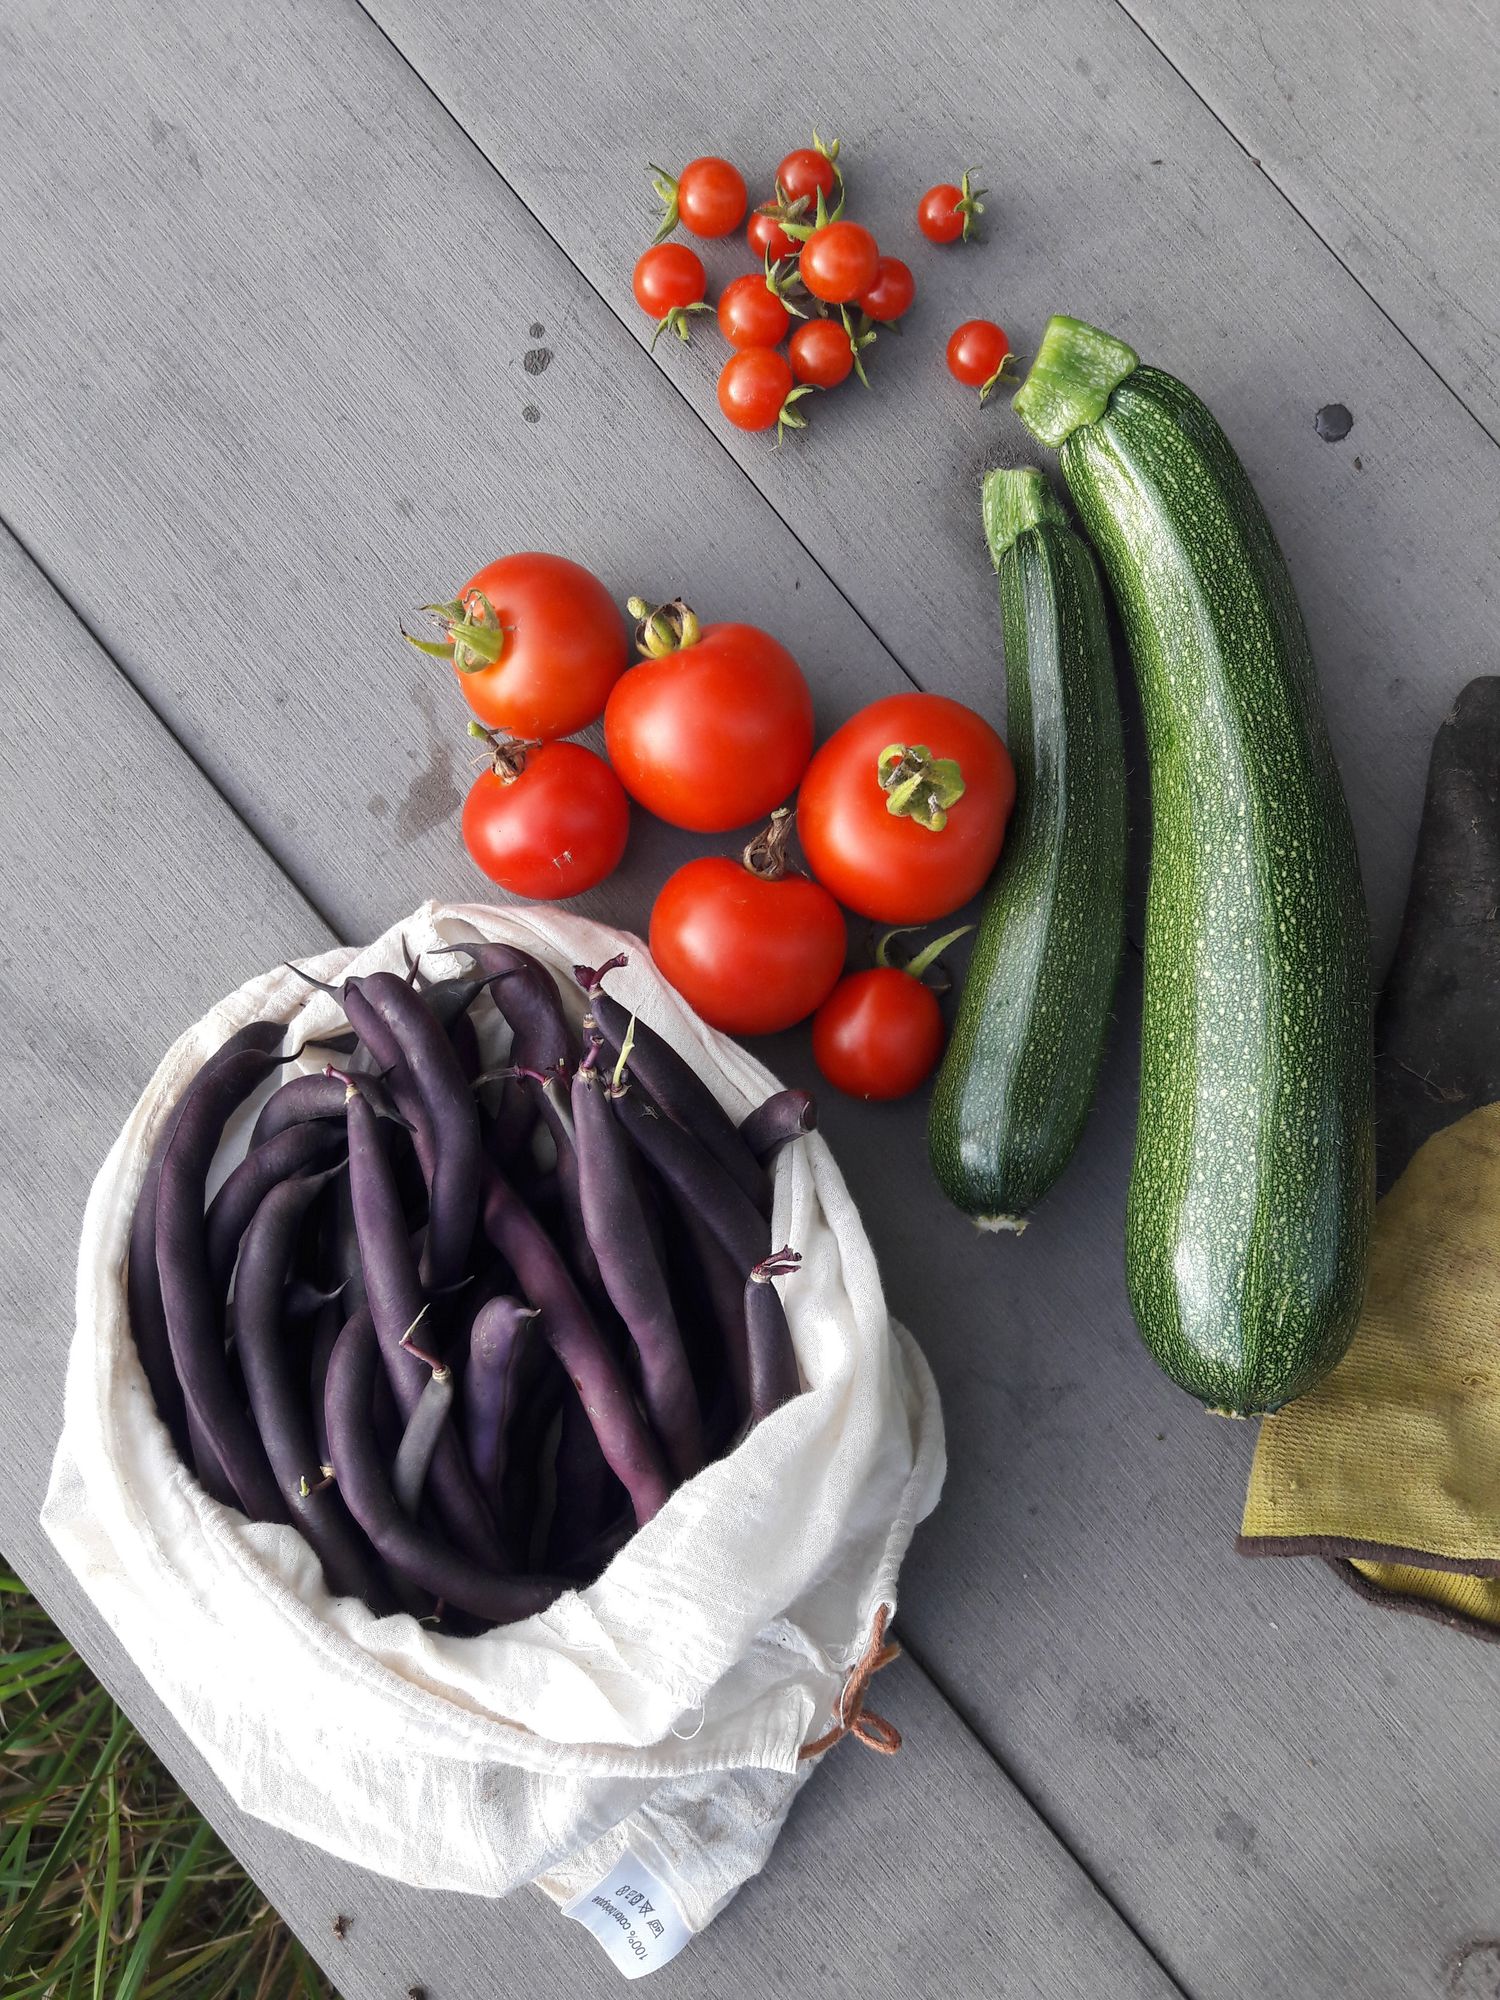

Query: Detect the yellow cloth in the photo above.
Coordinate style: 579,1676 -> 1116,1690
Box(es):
1241,1103 -> 1500,1636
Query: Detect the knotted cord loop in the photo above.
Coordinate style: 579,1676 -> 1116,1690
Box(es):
797,1604 -> 902,1760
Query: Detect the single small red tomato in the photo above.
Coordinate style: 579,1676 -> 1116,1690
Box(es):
748,204 -> 799,263
649,811 -> 846,1035
798,221 -> 880,304
857,255 -> 915,323
776,143 -> 840,207
946,319 -> 1012,395
797,692 -> 1016,922
789,317 -> 854,388
814,973 -> 940,1099
917,171 -> 985,244
407,552 -> 628,739
461,734 -> 629,901
718,346 -> 797,431
717,272 -> 792,349
653,156 -> 747,239
632,242 -> 709,348
605,598 -> 814,832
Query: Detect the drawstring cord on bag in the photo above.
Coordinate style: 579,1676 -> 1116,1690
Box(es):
798,1605 -> 902,1760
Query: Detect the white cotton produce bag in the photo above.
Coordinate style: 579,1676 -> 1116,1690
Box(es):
43,901 -> 945,1942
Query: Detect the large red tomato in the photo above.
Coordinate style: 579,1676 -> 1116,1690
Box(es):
461,737 -> 628,901
649,812 -> 845,1035
409,553 -> 627,740
797,693 -> 1015,921
605,600 -> 814,832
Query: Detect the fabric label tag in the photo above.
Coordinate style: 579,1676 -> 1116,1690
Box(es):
561,1850 -> 693,1978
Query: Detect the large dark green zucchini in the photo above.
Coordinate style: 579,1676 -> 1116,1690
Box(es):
1014,315 -> 1373,1414
928,467 -> 1126,1227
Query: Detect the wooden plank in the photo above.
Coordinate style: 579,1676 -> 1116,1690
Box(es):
1103,0 -> 1500,441
0,542 -> 1179,1991
4,1 -> 1500,1995
358,0 -> 1500,977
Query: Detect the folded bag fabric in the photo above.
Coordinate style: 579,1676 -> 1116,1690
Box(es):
1240,679 -> 1500,1636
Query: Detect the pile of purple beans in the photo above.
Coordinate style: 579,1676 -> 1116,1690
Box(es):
126,941 -> 816,1629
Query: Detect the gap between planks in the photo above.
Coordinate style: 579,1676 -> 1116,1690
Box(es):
1103,0 -> 1500,457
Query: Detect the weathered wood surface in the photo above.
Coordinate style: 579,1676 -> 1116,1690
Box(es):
1111,0 -> 1500,439
2,0 -> 1499,1994
0,523 -> 1178,2000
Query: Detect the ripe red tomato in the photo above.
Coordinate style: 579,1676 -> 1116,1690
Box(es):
789,318 -> 854,388
605,603 -> 814,832
798,221 -> 879,304
656,156 -> 747,238
813,968 -> 945,1100
777,145 -> 839,207
748,204 -> 799,263
632,242 -> 706,315
917,172 -> 984,244
717,272 -> 792,349
410,553 -> 628,739
461,740 -> 629,901
797,693 -> 1016,922
718,347 -> 796,431
858,255 -> 915,323
946,319 -> 1011,393
649,817 -> 845,1035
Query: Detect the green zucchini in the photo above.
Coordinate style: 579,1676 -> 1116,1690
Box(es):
929,468 -> 1126,1228
1015,315 -> 1373,1414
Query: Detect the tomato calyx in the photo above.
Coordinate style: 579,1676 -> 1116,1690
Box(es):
404,589 -> 510,675
625,595 -> 702,659
763,253 -> 812,320
781,178 -> 846,242
466,719 -> 542,782
774,381 -> 820,445
874,921 -> 975,990
952,169 -> 987,242
979,352 -> 1023,405
650,298 -> 712,353
876,742 -> 967,831
648,162 -> 684,243
841,306 -> 877,387
742,805 -> 800,880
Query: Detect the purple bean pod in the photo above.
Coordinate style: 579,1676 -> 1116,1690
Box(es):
323,1309 -> 562,1626
743,1248 -> 804,1421
204,1119 -> 347,1300
480,1164 -> 671,1527
572,1065 -> 704,1481
738,1088 -> 817,1166
464,1296 -> 539,1497
235,1174 -> 394,1607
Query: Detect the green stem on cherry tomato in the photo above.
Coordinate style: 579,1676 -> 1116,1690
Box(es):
841,306 -> 877,388
648,163 -> 681,243
649,299 -> 712,353
625,596 -> 702,658
763,254 -> 811,319
877,742 -> 967,831
781,172 -> 844,241
776,382 -> 820,446
403,589 -> 508,673
955,168 -> 987,241
742,806 -> 797,880
875,922 -> 976,983
466,719 -> 540,782
979,351 -> 1024,405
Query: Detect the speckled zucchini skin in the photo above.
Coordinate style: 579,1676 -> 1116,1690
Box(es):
1061,366 -> 1373,1412
929,495 -> 1126,1225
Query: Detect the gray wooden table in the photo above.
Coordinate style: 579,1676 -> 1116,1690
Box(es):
3,1 -> 1497,1993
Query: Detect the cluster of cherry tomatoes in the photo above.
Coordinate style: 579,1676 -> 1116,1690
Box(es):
629,137 -> 1015,432
408,551 -> 1016,1099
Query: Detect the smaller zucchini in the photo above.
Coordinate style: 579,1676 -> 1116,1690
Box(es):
929,468 -> 1126,1227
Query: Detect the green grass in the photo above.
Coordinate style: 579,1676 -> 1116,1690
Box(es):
0,1567 -> 334,1999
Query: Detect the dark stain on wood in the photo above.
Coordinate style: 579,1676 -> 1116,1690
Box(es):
523,347 -> 554,375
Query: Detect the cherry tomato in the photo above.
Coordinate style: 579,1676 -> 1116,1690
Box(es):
632,242 -> 705,315
917,171 -> 984,244
655,156 -> 747,238
409,553 -> 628,740
797,693 -> 1016,922
798,221 -> 879,304
858,255 -> 915,323
813,969 -> 945,1100
946,319 -> 1011,392
748,204 -> 799,263
649,815 -> 845,1035
605,600 -> 814,832
717,272 -> 792,349
789,318 -> 854,389
776,145 -> 839,207
718,346 -> 796,431
461,738 -> 629,901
